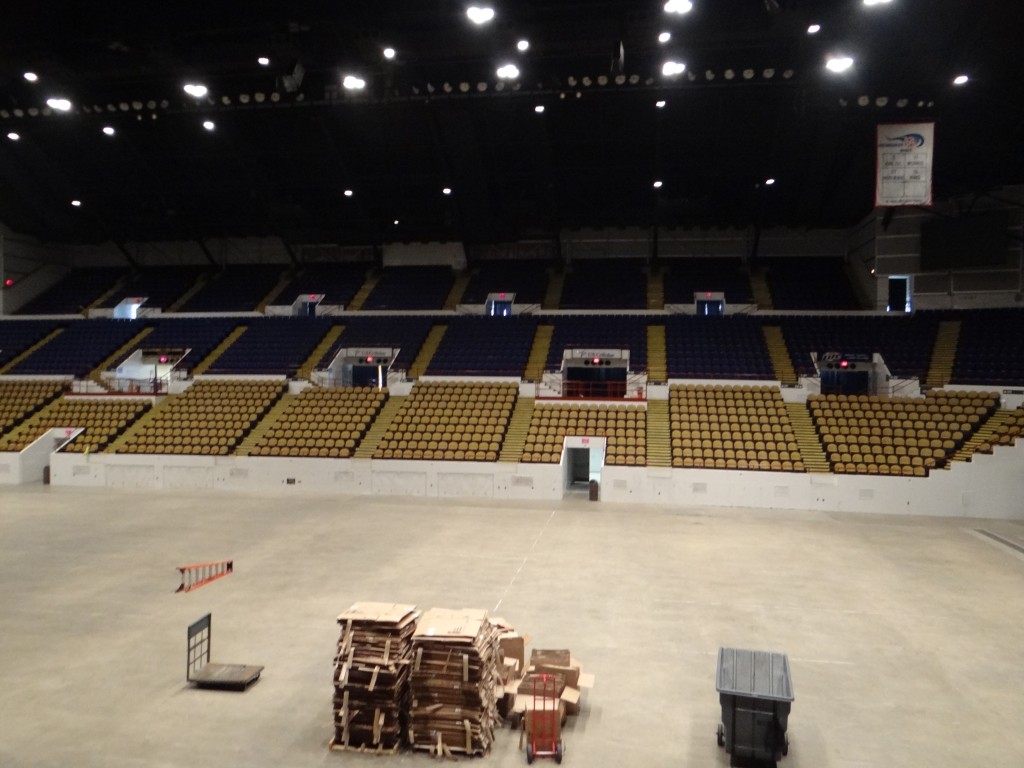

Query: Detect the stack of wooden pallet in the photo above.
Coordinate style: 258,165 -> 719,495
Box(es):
408,608 -> 502,758
331,602 -> 420,754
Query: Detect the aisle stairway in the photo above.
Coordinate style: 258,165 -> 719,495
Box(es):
498,398 -> 535,462
297,325 -> 344,380
646,325 -> 667,382
409,325 -> 447,378
925,320 -> 961,388
167,272 -> 211,312
346,271 -> 379,311
952,409 -> 1014,462
0,327 -> 64,374
524,325 -> 554,382
85,274 -> 130,313
542,269 -> 565,309
255,268 -> 293,311
355,395 -> 406,458
645,399 -> 672,468
762,326 -> 798,385
87,326 -> 155,389
785,403 -> 831,473
646,267 -> 665,309
234,394 -> 297,455
105,395 -> 176,453
443,271 -> 471,309
749,268 -> 773,309
191,325 -> 246,376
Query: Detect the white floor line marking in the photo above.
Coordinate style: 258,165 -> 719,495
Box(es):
494,508 -> 557,613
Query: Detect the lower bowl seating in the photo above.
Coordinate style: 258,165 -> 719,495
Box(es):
521,404 -> 647,466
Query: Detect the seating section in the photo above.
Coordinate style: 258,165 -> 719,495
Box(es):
100,266 -> 208,310
560,259 -> 647,309
763,258 -> 860,310
273,262 -> 369,308
16,267 -> 127,314
0,319 -> 60,368
810,390 -> 998,476
371,381 -> 517,461
0,398 -> 150,453
663,258 -> 753,304
426,316 -> 539,376
461,261 -> 550,305
545,315 -> 649,370
8,319 -> 143,377
0,380 -> 65,436
973,404 -> 1024,454
116,380 -> 286,455
311,316 -> 436,372
779,314 -> 939,380
249,387 -> 387,458
665,315 -> 773,379
952,309 -> 1024,385
361,266 -> 455,310
670,385 -> 805,471
120,317 -> 240,375
521,404 -> 647,465
205,318 -> 332,376
177,264 -> 286,312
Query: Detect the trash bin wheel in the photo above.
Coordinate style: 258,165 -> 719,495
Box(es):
526,743 -> 535,764
555,740 -> 563,764
716,724 -> 725,748
783,737 -> 789,756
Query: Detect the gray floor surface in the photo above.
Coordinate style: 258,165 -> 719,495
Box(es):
2,485 -> 1024,768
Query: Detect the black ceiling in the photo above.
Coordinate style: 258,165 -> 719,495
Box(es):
1,0 -> 1022,246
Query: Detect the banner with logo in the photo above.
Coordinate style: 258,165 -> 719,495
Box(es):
875,122 -> 934,207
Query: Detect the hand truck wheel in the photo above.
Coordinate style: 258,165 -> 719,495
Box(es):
555,740 -> 563,764
526,742 -> 535,764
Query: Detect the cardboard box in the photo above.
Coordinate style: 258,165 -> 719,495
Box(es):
521,649 -> 595,716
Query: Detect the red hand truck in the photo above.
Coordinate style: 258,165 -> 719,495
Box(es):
526,673 -> 563,764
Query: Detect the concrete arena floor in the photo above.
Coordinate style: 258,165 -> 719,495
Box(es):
2,487 -> 1024,768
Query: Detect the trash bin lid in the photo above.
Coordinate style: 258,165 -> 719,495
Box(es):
716,647 -> 794,702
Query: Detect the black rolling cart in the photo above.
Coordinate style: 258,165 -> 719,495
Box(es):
715,647 -> 793,763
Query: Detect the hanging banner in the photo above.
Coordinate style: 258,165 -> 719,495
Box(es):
875,122 -> 934,207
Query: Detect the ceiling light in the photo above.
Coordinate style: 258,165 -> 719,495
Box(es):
765,178 -> 776,185
517,39 -> 530,52
394,219 -> 400,225
46,98 -> 72,111
743,69 -> 754,79
614,75 -> 626,85
13,109 -> 24,117
254,92 -> 266,102
459,82 -> 470,92
24,72 -> 39,82
183,83 -> 208,98
662,61 -> 686,77
344,189 -> 354,197
132,101 -> 143,110
29,108 -> 40,116
383,47 -> 396,60
705,69 -> 715,81
0,110 -> 8,118
477,82 -> 487,91
863,0 -> 893,5
658,31 -> 671,43
270,92 -> 280,102
343,75 -> 366,90
656,100 -> 666,108
782,69 -> 794,79
496,63 -> 520,79
534,105 -> 545,113
442,187 -> 452,195
119,102 -> 129,111
875,96 -> 889,106
239,93 -> 251,103
202,120 -> 215,131
826,56 -> 854,73
953,74 -> 969,85
582,76 -> 592,86
628,74 -> 640,84
258,57 -> 270,66
466,5 -> 495,24
6,132 -> 20,141
763,68 -> 775,79
221,95 -> 231,105
857,95 -> 870,106
664,0 -> 693,14
807,24 -> 821,34
102,126 -> 115,136
71,200 -> 82,207
597,75 -> 608,86
146,100 -> 156,109
653,180 -> 663,188
724,69 -> 735,80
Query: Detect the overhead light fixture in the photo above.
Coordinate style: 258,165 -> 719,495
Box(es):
6,132 -> 20,141
466,5 -> 495,24
183,83 -> 208,98
953,74 -> 969,85
71,199 -> 82,207
875,96 -> 889,106
724,69 -> 735,80
255,92 -> 266,102
239,93 -> 251,103
442,187 -> 452,195
658,31 -> 671,43
343,75 -> 366,90
517,39 -> 530,52
258,56 -> 270,66
23,72 -> 39,82
664,0 -> 693,14
394,219 -> 400,225
383,47 -> 396,60
743,69 -> 754,80
344,189 -> 354,197
662,61 -> 686,77
534,105 -> 545,113
896,98 -> 909,107
582,76 -> 592,86
656,100 -> 666,108
705,69 -> 715,81
46,98 -> 72,111
863,0 -> 893,5
857,95 -> 870,106
763,68 -> 775,79
102,126 -> 115,136
202,120 -> 215,131
826,56 -> 854,73
653,180 -> 663,188
765,178 -> 776,185
807,23 -> 821,34
459,82 -> 470,92
496,63 -> 520,79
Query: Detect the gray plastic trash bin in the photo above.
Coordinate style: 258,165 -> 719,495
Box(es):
715,647 -> 793,762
